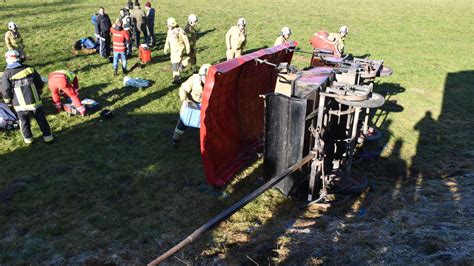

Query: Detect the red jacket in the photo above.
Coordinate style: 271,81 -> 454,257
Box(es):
110,26 -> 130,53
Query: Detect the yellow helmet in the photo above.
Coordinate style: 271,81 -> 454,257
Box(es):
167,17 -> 177,27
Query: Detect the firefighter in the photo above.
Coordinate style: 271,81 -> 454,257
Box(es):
328,25 -> 348,56
184,14 -> 199,73
110,19 -> 130,76
144,1 -> 155,47
172,63 -> 211,146
120,8 -> 133,58
96,7 -> 112,58
274,26 -> 292,46
1,50 -> 53,144
48,70 -> 86,116
226,18 -> 247,60
164,17 -> 190,85
4,22 -> 26,62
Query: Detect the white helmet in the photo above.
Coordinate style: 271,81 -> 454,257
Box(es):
167,17 -> 177,27
281,26 -> 291,36
8,22 -> 17,31
188,14 -> 198,24
339,25 -> 348,34
237,17 -> 246,26
199,63 -> 211,76
5,50 -> 20,64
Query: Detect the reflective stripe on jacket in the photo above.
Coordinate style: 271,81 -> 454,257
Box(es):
1,65 -> 44,112
110,27 -> 130,52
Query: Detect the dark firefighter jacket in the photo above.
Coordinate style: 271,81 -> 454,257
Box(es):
96,14 -> 112,35
1,64 -> 44,112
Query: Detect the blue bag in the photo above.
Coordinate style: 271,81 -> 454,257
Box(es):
0,103 -> 18,130
82,37 -> 96,49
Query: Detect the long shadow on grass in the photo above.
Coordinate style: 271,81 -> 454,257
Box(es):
272,73 -> 474,264
410,70 -> 474,177
0,81 -> 219,264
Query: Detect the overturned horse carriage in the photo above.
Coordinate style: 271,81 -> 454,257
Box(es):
150,39 -> 393,264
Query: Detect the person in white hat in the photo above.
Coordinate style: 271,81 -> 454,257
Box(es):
274,26 -> 292,46
328,25 -> 348,56
5,22 -> 26,62
1,50 -> 53,144
184,14 -> 199,73
225,18 -> 247,60
164,17 -> 190,84
172,63 -> 211,146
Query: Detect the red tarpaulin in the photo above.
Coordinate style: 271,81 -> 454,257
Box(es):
200,41 -> 298,187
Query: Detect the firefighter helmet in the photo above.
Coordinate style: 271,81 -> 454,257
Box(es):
167,17 -> 177,27
5,50 -> 20,64
237,17 -> 246,26
340,25 -> 348,34
199,64 -> 211,76
188,14 -> 198,24
281,26 -> 292,36
7,22 -> 17,31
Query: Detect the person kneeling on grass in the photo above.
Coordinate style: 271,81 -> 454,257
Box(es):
110,18 -> 130,76
48,70 -> 86,116
172,63 -> 211,146
1,50 -> 53,144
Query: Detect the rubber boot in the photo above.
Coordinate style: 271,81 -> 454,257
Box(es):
172,75 -> 181,85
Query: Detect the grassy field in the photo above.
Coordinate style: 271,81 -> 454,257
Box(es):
0,0 -> 473,264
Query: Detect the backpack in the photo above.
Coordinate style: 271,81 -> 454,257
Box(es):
74,37 -> 97,51
82,37 -> 96,49
0,103 -> 18,130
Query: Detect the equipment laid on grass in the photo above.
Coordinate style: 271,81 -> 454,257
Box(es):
63,98 -> 100,116
100,109 -> 113,119
138,44 -> 151,64
123,76 -> 149,88
73,37 -> 97,54
0,103 -> 18,130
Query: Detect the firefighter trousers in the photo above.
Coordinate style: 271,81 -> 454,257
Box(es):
17,107 -> 52,140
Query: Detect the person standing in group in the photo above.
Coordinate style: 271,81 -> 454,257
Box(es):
328,25 -> 348,56
274,26 -> 292,46
225,18 -> 247,60
110,19 -> 130,76
164,17 -> 190,85
172,64 -> 210,146
120,8 -> 133,58
184,14 -> 198,73
4,22 -> 26,62
144,1 -> 155,47
48,70 -> 86,116
1,50 -> 53,144
96,7 -> 112,58
130,1 -> 148,48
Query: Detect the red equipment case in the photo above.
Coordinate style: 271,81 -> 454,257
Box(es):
139,45 -> 151,64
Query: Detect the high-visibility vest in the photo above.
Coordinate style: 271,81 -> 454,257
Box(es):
10,67 -> 42,111
53,70 -> 76,83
